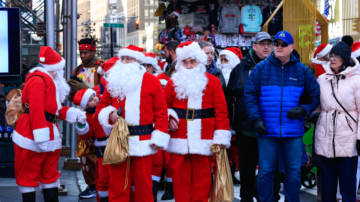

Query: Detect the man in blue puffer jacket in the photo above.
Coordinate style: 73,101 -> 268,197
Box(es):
244,31 -> 320,202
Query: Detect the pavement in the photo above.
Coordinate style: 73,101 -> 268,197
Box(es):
0,156 -> 322,202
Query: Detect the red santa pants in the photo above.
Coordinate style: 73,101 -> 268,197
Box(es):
171,153 -> 212,202
14,144 -> 61,193
151,149 -> 172,182
96,157 -> 110,198
108,155 -> 153,202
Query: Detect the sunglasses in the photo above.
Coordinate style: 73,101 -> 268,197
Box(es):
273,41 -> 291,47
143,64 -> 153,67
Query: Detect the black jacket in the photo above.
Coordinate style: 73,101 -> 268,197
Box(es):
226,49 -> 258,131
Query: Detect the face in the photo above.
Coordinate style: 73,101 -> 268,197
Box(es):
220,55 -> 228,64
143,64 -> 155,74
252,40 -> 272,59
80,50 -> 96,64
87,95 -> 99,109
182,57 -> 199,69
273,40 -> 294,59
329,54 -> 344,72
201,46 -> 213,66
318,53 -> 330,62
120,56 -> 136,64
164,46 -> 173,64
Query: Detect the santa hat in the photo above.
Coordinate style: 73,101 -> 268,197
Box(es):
219,47 -> 243,67
118,45 -> 145,62
143,53 -> 162,73
351,41 -> 360,58
176,41 -> 207,66
97,57 -> 119,75
159,61 -> 168,71
73,88 -> 96,109
38,46 -> 66,71
311,44 -> 332,64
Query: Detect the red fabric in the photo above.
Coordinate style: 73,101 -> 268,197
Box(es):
101,57 -> 119,73
38,46 -> 62,65
108,156 -> 153,202
315,64 -> 326,79
224,47 -> 243,60
171,154 -> 212,202
159,61 -> 168,71
79,113 -> 107,140
97,157 -> 110,193
79,44 -> 96,51
227,139 -> 239,170
151,149 -> 172,179
177,41 -> 193,49
144,52 -> 156,59
14,144 -> 61,187
125,45 -> 144,53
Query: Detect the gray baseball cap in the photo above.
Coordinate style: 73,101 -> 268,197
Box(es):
253,32 -> 272,42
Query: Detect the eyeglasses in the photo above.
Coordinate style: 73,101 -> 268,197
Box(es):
273,41 -> 291,48
143,64 -> 153,67
328,54 -> 341,60
254,42 -> 272,47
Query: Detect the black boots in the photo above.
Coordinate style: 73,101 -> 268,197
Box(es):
42,187 -> 59,202
22,192 -> 36,202
152,180 -> 159,202
100,197 -> 109,202
161,182 -> 174,200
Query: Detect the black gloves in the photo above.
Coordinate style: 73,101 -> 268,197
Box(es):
357,140 -> 360,156
287,106 -> 305,119
253,118 -> 268,136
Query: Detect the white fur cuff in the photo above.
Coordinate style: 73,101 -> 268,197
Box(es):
76,122 -> 90,135
98,190 -> 109,198
150,130 -> 170,150
168,109 -> 179,122
65,107 -> 81,124
33,127 -> 50,143
40,179 -> 60,189
19,186 -> 36,193
212,130 -> 231,148
98,105 -> 116,128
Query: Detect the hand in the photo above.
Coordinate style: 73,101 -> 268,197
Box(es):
109,111 -> 121,123
169,117 -> 178,131
357,140 -> 360,156
253,119 -> 268,136
67,79 -> 88,91
150,144 -> 162,150
287,107 -> 305,119
218,144 -> 226,149
86,138 -> 94,146
77,111 -> 87,124
36,141 -> 47,151
304,153 -> 312,167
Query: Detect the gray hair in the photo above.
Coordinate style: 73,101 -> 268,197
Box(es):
198,41 -> 213,49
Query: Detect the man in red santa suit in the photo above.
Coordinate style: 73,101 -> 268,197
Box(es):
217,47 -> 242,85
311,43 -> 332,78
13,46 -> 86,202
143,53 -> 162,76
94,57 -> 119,98
96,45 -> 170,202
164,41 -> 231,202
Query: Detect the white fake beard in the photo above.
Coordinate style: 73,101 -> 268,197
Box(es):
106,62 -> 145,100
172,63 -> 208,100
53,70 -> 70,103
217,63 -> 234,85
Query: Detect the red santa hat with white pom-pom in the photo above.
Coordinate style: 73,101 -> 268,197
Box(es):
118,45 -> 145,63
351,42 -> 360,59
38,46 -> 66,71
73,88 -> 96,109
176,41 -> 207,67
219,47 -> 243,67
97,57 -> 120,76
143,53 -> 162,73
311,44 -> 332,64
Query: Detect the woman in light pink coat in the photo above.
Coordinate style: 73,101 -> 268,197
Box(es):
315,40 -> 360,202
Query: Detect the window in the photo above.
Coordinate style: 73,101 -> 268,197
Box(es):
87,2 -> 90,6
149,9 -> 154,17
88,10 -> 90,15
144,9 -> 149,18
150,0 -> 154,4
145,0 -> 150,4
143,36 -> 146,43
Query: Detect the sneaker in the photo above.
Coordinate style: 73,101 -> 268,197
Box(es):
79,186 -> 96,199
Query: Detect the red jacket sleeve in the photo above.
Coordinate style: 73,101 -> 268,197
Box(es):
96,87 -> 116,128
164,79 -> 179,122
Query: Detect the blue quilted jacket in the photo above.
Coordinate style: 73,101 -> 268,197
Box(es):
244,53 -> 320,138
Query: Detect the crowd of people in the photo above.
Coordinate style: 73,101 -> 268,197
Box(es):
11,30 -> 360,202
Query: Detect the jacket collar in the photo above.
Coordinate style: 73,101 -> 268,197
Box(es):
267,52 -> 300,67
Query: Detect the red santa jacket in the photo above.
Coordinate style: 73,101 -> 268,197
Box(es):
164,73 -> 231,156
156,73 -> 170,87
96,72 -> 170,157
13,67 -> 80,153
76,113 -> 108,147
314,63 -> 326,79
93,77 -> 108,98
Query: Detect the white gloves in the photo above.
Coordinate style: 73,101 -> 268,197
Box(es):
36,141 -> 47,152
77,111 -> 87,124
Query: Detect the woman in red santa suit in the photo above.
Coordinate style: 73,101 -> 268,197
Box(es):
13,46 -> 86,202
96,45 -> 170,202
164,41 -> 231,202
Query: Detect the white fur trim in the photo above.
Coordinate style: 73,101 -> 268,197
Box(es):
33,127 -> 50,143
166,138 -> 214,156
98,190 -> 109,198
176,42 -> 208,66
94,138 -> 108,147
219,50 -> 241,67
80,89 -> 96,109
171,10 -> 180,17
165,177 -> 172,183
311,58 -> 328,65
98,105 -> 116,128
97,66 -> 105,75
168,109 -> 179,122
19,186 -> 36,193
12,128 -> 62,153
118,48 -> 145,62
160,79 -> 168,86
152,175 -> 161,182
149,130 -> 170,150
40,57 -> 66,72
40,179 -> 60,189
76,122 -> 90,135
143,57 -> 162,73
316,44 -> 332,58
352,49 -> 360,59
129,138 -> 157,156
65,107 -> 81,124
212,129 -> 231,148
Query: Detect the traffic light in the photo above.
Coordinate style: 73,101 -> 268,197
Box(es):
136,20 -> 140,30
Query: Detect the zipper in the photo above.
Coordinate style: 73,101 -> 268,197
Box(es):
333,110 -> 337,157
316,115 -> 322,127
346,116 -> 354,132
325,111 -> 328,136
280,66 -> 284,138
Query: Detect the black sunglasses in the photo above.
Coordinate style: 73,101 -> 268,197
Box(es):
273,41 -> 291,47
142,64 -> 153,67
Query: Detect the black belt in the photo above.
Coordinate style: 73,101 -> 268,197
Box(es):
128,124 -> 154,136
95,146 -> 106,158
24,109 -> 59,124
174,108 -> 215,121
97,137 -> 108,141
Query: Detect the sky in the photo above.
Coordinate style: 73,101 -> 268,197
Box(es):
0,10 -> 9,73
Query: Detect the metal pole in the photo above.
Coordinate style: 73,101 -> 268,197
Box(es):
55,0 -> 60,52
63,0 -> 70,147
46,0 -> 55,49
70,0 -> 78,159
110,26 -> 113,57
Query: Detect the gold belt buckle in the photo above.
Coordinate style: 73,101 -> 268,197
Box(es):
127,124 -> 135,137
53,115 -> 59,124
186,108 -> 195,121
